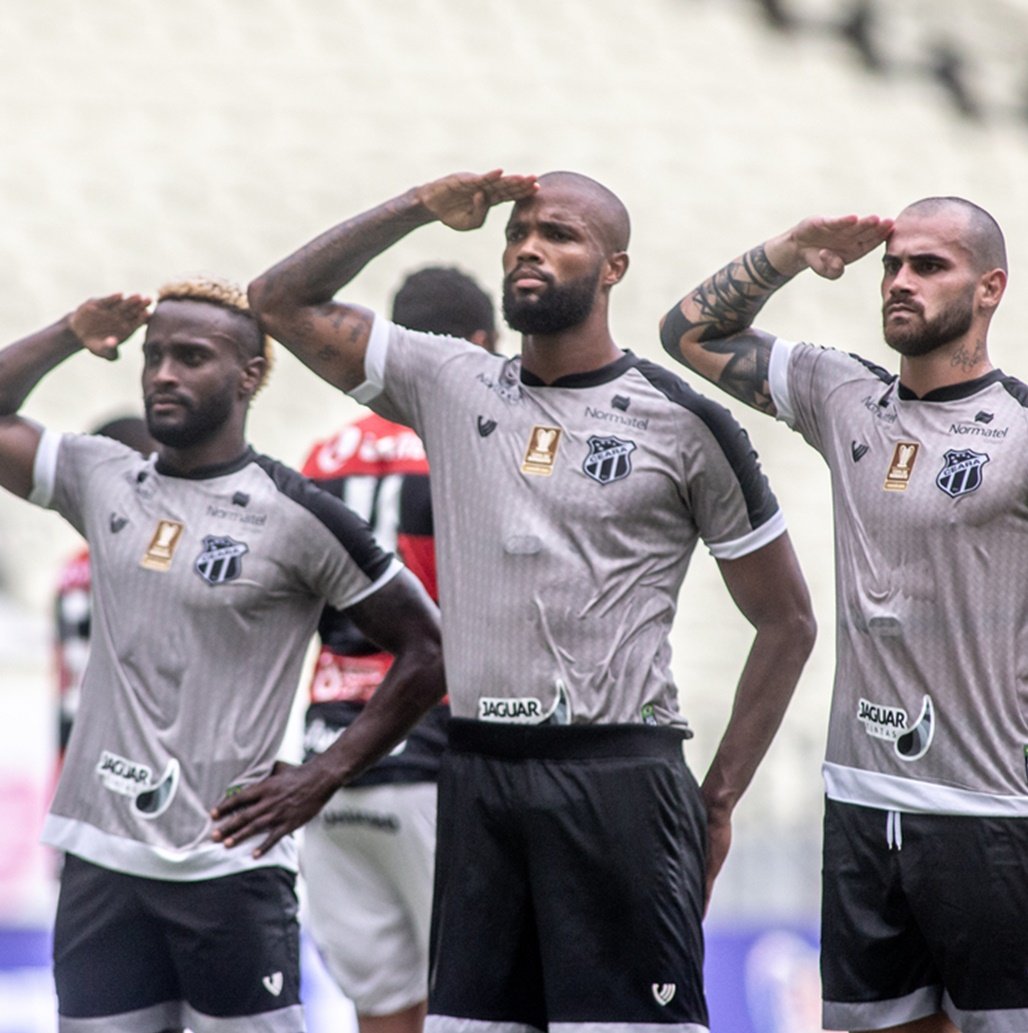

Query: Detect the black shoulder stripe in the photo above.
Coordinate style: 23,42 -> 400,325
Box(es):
847,351 -> 893,385
253,453 -> 394,582
631,358 -> 779,530
999,373 -> 1028,409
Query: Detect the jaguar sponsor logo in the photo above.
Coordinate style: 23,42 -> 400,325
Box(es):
479,683 -> 571,725
96,751 -> 180,818
856,696 -> 934,761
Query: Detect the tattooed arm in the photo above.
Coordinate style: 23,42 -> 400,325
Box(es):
659,215 -> 893,415
248,170 -> 537,393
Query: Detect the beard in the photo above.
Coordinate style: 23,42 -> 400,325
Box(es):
502,265 -> 601,335
145,383 -> 235,449
883,287 -> 975,357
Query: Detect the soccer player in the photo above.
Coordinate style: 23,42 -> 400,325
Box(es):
660,198 -> 1020,1033
300,266 -> 496,1033
0,281 -> 443,1033
217,169 -> 816,1033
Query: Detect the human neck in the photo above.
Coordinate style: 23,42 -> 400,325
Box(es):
898,332 -> 993,398
156,423 -> 249,476
518,319 -> 621,384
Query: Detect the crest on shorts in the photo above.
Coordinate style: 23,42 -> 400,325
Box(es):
194,535 -> 249,585
936,449 -> 989,498
582,435 -> 636,485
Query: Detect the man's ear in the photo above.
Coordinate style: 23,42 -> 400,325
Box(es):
239,356 -> 267,396
604,251 -> 629,288
978,267 -> 1007,314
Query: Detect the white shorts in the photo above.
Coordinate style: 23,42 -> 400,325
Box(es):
301,781 -> 436,1016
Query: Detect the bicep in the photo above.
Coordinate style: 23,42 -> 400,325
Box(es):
661,304 -> 778,416
253,286 -> 375,394
0,416 -> 43,499
342,568 -> 440,656
715,531 -> 812,629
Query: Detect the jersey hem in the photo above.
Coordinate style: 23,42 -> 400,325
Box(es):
42,814 -> 298,881
822,762 -> 1028,816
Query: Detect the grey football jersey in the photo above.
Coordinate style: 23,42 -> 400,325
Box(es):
352,318 -> 785,729
771,339 -> 1028,815
29,431 -> 400,880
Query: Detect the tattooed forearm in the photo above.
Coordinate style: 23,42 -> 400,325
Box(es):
660,244 -> 785,414
688,246 -> 788,342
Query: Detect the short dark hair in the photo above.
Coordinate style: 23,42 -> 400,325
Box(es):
391,266 -> 495,341
902,196 -> 1007,274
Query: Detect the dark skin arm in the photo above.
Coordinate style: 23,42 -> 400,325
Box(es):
210,568 -> 444,857
0,294 -> 150,497
701,531 -> 816,911
658,215 -> 892,415
247,169 -> 537,393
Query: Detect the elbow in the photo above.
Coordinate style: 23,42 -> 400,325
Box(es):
788,606 -> 818,663
246,274 -> 290,340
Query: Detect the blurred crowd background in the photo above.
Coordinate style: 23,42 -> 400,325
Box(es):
2,1 -> 1027,1030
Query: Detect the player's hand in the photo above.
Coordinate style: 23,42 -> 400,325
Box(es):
787,214 -> 893,280
210,760 -> 338,858
703,806 -> 732,917
69,293 -> 151,360
415,169 -> 538,231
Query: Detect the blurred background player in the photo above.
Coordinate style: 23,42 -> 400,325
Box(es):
54,415 -> 155,771
300,266 -> 497,1033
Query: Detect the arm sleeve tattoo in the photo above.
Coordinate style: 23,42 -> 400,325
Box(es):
660,245 -> 786,414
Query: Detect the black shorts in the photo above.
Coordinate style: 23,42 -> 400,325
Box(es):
427,719 -> 709,1032
53,854 -> 303,1032
822,799 -> 1028,1032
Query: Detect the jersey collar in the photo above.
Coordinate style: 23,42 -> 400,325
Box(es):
897,369 -> 1006,402
519,350 -> 637,389
155,446 -> 256,480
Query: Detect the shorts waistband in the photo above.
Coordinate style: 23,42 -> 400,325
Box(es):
447,717 -> 688,761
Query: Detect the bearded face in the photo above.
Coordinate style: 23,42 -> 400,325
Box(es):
502,264 -> 602,335
883,282 -> 975,358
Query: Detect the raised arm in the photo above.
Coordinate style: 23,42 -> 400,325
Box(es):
247,169 -> 537,394
700,531 -> 816,911
0,294 -> 150,497
659,215 -> 893,415
210,568 -> 444,857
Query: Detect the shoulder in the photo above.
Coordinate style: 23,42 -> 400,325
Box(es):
628,355 -> 753,442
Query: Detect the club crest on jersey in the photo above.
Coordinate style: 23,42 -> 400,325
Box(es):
936,449 -> 989,498
883,441 -> 920,491
582,435 -> 636,485
522,426 -> 562,476
194,535 -> 249,585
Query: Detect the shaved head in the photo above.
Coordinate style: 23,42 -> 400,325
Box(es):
900,196 -> 1007,274
537,171 -> 631,254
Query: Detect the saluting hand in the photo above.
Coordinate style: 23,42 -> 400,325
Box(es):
785,214 -> 894,280
415,169 -> 538,231
69,293 -> 151,360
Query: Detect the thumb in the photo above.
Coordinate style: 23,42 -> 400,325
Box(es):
812,249 -> 846,280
